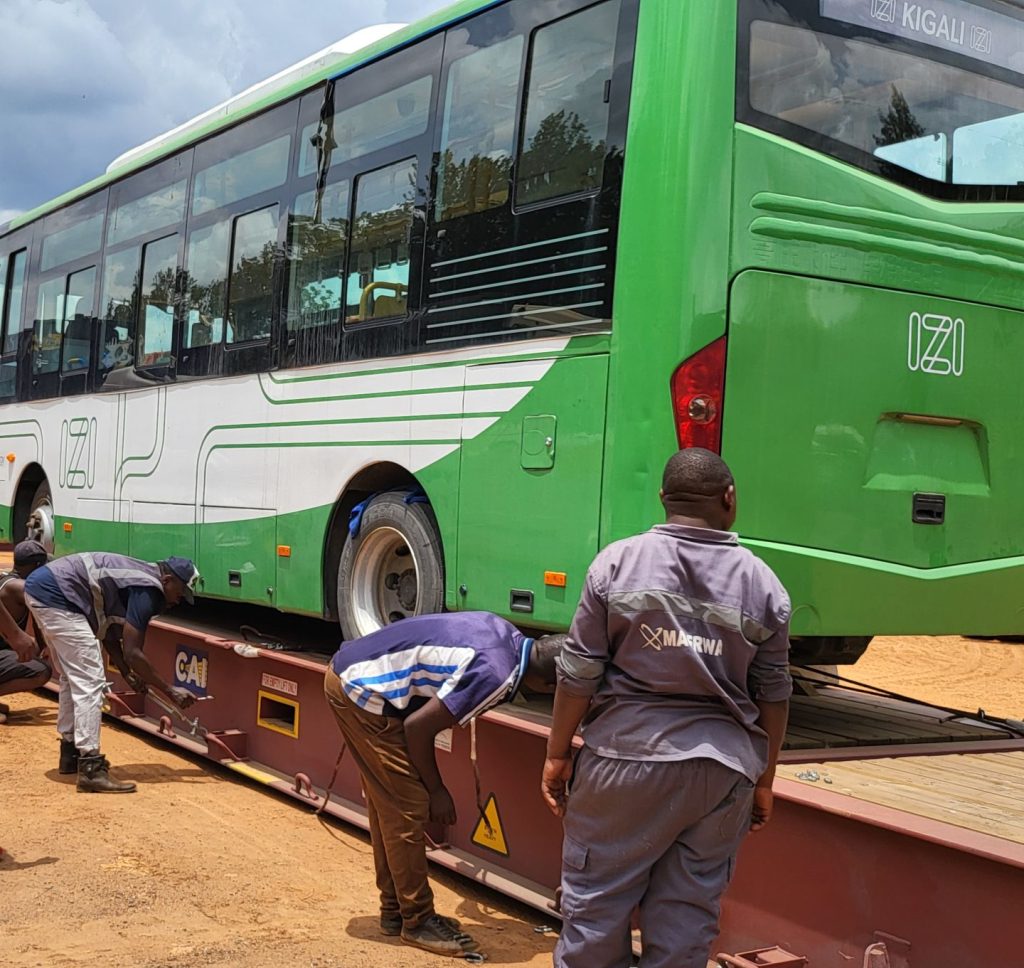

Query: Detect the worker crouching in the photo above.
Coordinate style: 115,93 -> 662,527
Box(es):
324,611 -> 563,958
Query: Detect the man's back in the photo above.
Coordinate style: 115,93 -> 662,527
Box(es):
564,523 -> 791,781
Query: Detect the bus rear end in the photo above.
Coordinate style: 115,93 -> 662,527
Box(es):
721,0 -> 1024,649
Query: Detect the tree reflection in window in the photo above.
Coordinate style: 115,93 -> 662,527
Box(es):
516,1 -> 620,207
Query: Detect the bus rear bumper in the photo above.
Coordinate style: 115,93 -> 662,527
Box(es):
745,538 -> 1024,636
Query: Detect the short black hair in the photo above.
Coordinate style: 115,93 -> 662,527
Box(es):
661,448 -> 734,502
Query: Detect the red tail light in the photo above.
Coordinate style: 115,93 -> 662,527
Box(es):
670,336 -> 726,452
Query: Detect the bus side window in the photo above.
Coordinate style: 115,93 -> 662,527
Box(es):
227,206 -> 278,344
60,266 -> 97,378
136,234 -> 178,368
346,160 -> 416,323
0,250 -> 26,400
515,0 -> 621,207
436,34 -> 524,222
286,180 -> 349,333
97,247 -> 140,384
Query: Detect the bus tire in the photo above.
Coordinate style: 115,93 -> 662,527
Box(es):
337,491 -> 445,640
26,479 -> 55,553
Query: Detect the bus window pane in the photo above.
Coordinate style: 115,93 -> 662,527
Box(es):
287,181 -> 349,330
0,255 -> 6,332
437,35 -> 523,221
184,221 -> 230,349
347,160 -> 415,323
41,210 -> 104,272
299,76 -> 433,177
98,247 -> 139,378
137,235 -> 178,367
33,278 -> 66,375
61,267 -> 97,374
4,251 -> 26,356
107,178 -> 188,247
192,135 -> 290,217
227,206 -> 278,344
516,1 -> 620,206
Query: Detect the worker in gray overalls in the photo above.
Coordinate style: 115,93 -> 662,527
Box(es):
542,448 -> 793,968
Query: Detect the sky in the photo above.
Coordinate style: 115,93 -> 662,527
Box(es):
0,0 -> 446,222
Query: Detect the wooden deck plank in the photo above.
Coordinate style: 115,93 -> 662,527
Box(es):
778,752 -> 1024,846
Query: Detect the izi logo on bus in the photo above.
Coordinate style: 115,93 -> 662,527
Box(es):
907,312 -> 964,377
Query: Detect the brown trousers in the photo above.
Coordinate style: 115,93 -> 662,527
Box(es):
323,669 -> 435,929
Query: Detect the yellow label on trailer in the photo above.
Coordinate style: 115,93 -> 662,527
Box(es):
471,794 -> 508,856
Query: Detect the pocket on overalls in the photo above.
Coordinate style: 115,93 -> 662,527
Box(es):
717,777 -> 755,841
559,834 -> 590,918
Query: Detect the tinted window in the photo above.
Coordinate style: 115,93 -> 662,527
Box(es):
227,206 -> 278,344
98,247 -> 139,378
516,1 -> 620,206
287,180 -> 349,330
184,221 -> 229,349
299,76 -> 433,176
747,14 -> 1024,189
192,135 -> 291,216
347,160 -> 416,322
0,250 -> 26,397
4,250 -> 26,354
137,235 -> 178,367
61,267 -> 97,374
41,209 -> 104,272
437,35 -> 524,221
107,175 -> 188,246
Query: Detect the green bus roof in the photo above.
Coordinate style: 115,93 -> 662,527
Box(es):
5,0 -> 500,235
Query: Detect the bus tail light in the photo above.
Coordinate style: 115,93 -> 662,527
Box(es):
670,336 -> 726,452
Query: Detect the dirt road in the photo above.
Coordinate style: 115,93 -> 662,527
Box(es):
0,692 -> 556,967
2,634 -> 1020,967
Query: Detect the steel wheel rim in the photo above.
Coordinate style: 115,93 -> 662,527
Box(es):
27,499 -> 55,553
350,526 -> 420,636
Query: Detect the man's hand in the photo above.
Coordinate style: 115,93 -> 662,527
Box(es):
428,786 -> 456,826
125,672 -> 147,694
750,784 -> 774,832
541,755 -> 574,818
167,686 -> 196,710
11,629 -> 38,663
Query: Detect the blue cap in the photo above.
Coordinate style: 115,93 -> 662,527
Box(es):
161,556 -> 200,604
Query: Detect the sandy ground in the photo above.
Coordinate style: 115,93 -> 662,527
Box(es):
0,692 -> 558,967
1,634 -> 1021,967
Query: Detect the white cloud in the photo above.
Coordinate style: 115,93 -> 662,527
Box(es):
0,0 -> 443,214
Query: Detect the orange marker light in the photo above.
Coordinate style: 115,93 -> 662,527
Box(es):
544,571 -> 567,588
5,453 -> 14,463
277,545 -> 292,558
63,522 -> 73,533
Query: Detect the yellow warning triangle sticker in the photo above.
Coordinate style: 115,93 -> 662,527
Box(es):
471,794 -> 509,856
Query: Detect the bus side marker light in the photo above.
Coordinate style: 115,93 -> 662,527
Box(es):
63,522 -> 73,533
544,571 -> 567,588
5,453 -> 14,463
277,545 -> 292,558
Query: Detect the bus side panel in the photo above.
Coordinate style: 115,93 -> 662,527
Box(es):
454,353 -> 608,629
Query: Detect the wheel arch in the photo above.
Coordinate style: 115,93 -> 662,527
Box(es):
321,461 -> 427,622
11,462 -> 48,545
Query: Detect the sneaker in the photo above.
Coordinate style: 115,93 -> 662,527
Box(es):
401,914 -> 478,956
382,913 -> 462,938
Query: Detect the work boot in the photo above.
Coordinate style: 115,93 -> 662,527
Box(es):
77,753 -> 136,794
382,912 -> 462,938
401,914 -> 479,956
59,739 -> 79,775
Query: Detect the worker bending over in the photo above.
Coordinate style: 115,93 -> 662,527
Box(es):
24,552 -> 200,793
543,448 -> 792,968
0,540 -> 51,723
324,611 -> 563,958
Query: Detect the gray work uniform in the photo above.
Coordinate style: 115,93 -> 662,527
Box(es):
554,524 -> 792,968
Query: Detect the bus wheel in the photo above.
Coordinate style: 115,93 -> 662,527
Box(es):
337,491 -> 444,639
26,480 -> 54,553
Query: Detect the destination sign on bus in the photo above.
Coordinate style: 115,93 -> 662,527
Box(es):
821,0 -> 1024,75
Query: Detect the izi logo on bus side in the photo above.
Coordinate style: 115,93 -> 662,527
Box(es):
907,311 -> 965,377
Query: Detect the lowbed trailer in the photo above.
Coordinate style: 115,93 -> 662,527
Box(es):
56,607 -> 1024,968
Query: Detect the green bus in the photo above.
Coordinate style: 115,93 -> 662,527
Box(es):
2,0 -> 1023,662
